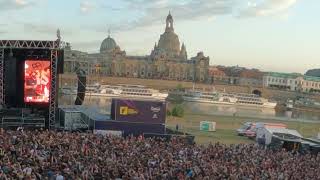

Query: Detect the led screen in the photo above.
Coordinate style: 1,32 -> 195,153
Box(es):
24,60 -> 51,103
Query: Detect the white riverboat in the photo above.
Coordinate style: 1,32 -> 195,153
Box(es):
61,84 -> 168,101
183,90 -> 277,109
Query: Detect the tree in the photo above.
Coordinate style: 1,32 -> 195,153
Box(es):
167,109 -> 172,116
168,94 -> 184,104
176,84 -> 185,92
171,104 -> 184,117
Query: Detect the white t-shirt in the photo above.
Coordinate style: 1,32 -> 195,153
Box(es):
56,175 -> 64,180
23,167 -> 32,176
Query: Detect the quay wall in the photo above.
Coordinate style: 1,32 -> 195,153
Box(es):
60,74 -> 320,102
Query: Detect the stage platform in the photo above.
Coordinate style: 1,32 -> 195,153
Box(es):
58,105 -> 111,130
58,105 -> 166,135
0,108 -> 45,128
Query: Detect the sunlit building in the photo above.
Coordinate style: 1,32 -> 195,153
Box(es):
64,12 -> 210,82
263,72 -> 320,93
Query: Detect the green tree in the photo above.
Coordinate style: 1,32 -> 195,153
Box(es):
168,94 -> 184,104
176,84 -> 185,92
171,104 -> 184,117
167,109 -> 172,116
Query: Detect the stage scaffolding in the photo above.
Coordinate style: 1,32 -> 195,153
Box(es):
0,39 -> 62,129
0,48 -> 4,107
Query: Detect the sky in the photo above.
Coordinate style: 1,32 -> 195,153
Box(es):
0,0 -> 319,73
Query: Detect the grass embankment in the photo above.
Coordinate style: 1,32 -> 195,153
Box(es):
166,113 -> 320,145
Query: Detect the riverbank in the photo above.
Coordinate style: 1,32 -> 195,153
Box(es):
166,113 -> 320,145
60,74 -> 320,101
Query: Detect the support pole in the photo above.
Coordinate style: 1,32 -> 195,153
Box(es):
0,49 -> 4,107
49,49 -> 58,129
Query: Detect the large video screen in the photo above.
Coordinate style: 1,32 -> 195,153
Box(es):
24,60 -> 51,103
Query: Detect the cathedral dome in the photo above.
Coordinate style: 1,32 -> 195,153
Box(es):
156,12 -> 181,57
100,35 -> 117,53
158,31 -> 180,56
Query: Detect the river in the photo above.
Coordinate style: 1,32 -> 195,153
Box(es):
59,95 -> 320,123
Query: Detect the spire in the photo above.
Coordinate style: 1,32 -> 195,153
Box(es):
181,43 -> 185,50
180,42 -> 187,60
56,29 -> 61,40
167,11 -> 172,20
165,11 -> 174,32
154,42 -> 157,49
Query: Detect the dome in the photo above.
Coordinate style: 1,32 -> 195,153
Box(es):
100,36 -> 117,53
158,31 -> 180,57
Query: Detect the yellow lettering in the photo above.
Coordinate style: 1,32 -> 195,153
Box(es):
119,107 -> 128,115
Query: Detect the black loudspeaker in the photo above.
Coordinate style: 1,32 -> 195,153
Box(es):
75,76 -> 86,105
4,56 -> 17,107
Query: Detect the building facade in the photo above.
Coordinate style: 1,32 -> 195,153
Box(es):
238,69 -> 264,87
64,13 -> 210,83
263,72 -> 320,93
209,66 -> 229,84
208,66 -> 263,86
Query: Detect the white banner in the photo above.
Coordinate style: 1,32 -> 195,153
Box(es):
94,130 -> 123,137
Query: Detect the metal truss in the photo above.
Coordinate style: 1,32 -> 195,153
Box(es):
0,40 -> 59,49
0,49 -> 4,107
49,50 -> 58,129
0,39 -> 62,129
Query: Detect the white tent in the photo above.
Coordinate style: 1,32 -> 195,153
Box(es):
256,128 -> 303,145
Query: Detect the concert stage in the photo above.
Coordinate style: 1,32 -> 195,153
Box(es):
0,39 -> 64,129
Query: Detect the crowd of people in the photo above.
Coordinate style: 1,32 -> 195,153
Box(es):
0,128 -> 319,180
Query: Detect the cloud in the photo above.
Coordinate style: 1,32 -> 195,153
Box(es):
0,0 -> 35,11
23,23 -> 74,38
104,0 -> 234,32
15,0 -> 28,6
80,1 -> 95,13
115,0 -> 299,31
24,23 -> 57,34
238,0 -> 298,17
72,40 -> 102,51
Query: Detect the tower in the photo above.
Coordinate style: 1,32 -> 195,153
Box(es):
180,43 -> 187,60
165,11 -> 174,32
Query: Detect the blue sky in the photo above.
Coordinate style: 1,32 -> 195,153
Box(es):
0,0 -> 319,73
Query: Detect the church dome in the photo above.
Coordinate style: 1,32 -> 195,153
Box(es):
158,31 -> 180,56
100,35 -> 117,53
156,12 -> 181,57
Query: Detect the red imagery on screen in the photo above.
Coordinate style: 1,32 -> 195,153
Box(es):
24,60 -> 51,103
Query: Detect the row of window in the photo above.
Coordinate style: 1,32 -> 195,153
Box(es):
267,77 -> 320,88
122,89 -> 151,93
237,101 -> 263,105
121,92 -> 153,96
268,78 -> 298,84
237,97 -> 261,102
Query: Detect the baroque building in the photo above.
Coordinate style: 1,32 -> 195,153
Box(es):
64,12 -> 210,82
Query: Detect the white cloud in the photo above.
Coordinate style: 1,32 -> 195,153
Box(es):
80,1 -> 95,13
15,0 -> 28,6
0,0 -> 35,11
239,0 -> 298,17
113,0 -> 298,32
110,0 -> 234,31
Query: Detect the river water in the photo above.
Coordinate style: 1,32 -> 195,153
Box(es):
59,95 -> 320,123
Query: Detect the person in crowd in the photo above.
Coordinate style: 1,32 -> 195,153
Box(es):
0,129 -> 319,179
